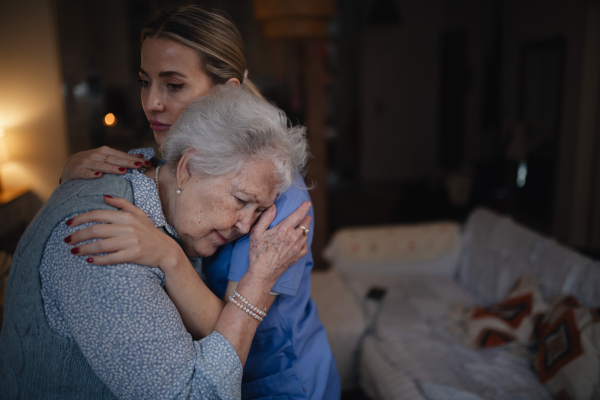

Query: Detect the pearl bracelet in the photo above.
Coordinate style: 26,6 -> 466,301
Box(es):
229,293 -> 264,322
233,290 -> 267,317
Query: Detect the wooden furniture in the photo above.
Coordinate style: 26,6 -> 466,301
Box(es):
0,187 -> 41,331
0,188 -> 42,254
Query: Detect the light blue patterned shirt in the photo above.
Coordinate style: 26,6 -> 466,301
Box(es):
39,148 -> 242,399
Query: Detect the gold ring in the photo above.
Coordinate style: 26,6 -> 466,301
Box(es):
103,155 -> 109,163
300,226 -> 309,235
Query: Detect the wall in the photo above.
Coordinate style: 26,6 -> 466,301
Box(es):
359,0 -> 442,182
0,0 -> 69,201
569,4 -> 600,248
501,0 -> 594,245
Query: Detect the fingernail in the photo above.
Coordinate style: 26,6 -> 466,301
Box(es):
119,167 -> 126,172
86,257 -> 94,263
104,195 -> 113,199
134,161 -> 142,166
64,235 -> 71,244
71,247 -> 79,254
95,172 -> 101,176
144,160 -> 151,166
66,219 -> 73,226
135,153 -> 143,157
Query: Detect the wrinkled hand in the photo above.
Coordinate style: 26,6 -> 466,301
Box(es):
65,196 -> 183,269
247,201 -> 312,285
61,146 -> 151,182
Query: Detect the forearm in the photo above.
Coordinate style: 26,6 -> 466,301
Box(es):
163,251 -> 225,339
164,254 -> 274,366
214,271 -> 275,366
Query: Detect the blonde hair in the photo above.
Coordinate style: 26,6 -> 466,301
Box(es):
141,5 -> 262,97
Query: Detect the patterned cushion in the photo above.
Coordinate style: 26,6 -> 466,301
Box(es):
533,296 -> 600,400
458,275 -> 548,349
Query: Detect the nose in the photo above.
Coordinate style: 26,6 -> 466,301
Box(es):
234,208 -> 255,236
143,84 -> 164,115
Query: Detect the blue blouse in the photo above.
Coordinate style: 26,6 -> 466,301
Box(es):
204,172 -> 341,399
40,148 -> 242,400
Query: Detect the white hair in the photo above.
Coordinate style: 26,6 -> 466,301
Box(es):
161,85 -> 309,192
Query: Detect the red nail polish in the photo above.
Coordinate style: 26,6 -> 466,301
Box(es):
134,161 -> 141,166
144,160 -> 151,166
86,257 -> 94,263
119,167 -> 126,172
66,219 -> 73,226
71,247 -> 79,254
64,236 -> 71,243
95,172 -> 101,176
104,195 -> 113,199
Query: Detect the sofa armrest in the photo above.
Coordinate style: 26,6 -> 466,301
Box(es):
311,269 -> 365,390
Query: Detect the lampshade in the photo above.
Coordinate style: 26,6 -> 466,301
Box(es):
254,0 -> 335,39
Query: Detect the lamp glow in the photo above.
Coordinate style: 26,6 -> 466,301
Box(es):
0,128 -> 7,192
0,129 -> 7,164
104,113 -> 117,126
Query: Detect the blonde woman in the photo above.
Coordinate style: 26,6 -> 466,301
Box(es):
59,6 -> 340,399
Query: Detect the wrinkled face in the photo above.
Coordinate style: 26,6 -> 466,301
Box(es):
140,37 -> 214,145
173,158 -> 279,258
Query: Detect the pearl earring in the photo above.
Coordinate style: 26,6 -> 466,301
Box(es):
176,188 -> 182,195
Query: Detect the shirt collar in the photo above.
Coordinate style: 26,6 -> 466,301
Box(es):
121,148 -> 179,240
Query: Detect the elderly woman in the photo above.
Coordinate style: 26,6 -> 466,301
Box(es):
0,86 -> 311,399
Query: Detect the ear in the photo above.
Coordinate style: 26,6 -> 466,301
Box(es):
226,77 -> 241,87
175,150 -> 195,190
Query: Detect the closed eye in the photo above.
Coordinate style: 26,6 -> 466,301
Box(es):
168,83 -> 184,92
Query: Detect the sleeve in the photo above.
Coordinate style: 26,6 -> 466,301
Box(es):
40,216 -> 242,400
226,172 -> 314,296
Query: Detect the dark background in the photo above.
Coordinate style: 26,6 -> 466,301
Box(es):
52,0 -> 600,259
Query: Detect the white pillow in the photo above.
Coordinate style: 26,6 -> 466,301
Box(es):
323,222 -> 461,278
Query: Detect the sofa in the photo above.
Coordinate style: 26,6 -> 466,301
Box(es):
311,208 -> 600,400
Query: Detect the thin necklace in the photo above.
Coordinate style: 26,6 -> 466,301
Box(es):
155,165 -> 161,195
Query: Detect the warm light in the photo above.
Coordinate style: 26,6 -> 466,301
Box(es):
0,129 -> 8,164
0,129 -> 7,192
104,113 -> 117,126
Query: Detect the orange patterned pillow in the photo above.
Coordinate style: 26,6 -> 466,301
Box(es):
460,275 -> 548,349
533,297 -> 600,400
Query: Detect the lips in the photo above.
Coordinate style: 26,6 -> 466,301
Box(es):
149,119 -> 171,131
214,231 -> 228,243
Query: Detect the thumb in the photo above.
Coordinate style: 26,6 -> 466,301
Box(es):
103,195 -> 144,216
252,205 -> 277,236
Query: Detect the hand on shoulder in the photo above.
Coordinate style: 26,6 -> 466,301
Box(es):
61,146 -> 151,182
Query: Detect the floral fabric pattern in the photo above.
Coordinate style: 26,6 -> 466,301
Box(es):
39,148 -> 242,399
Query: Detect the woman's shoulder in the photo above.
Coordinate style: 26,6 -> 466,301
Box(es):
53,175 -> 134,206
23,175 -> 136,251
273,172 -> 311,216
